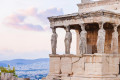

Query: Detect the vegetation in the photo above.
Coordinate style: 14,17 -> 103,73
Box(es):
0,65 -> 18,77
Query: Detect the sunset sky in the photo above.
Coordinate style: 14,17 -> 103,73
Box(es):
0,0 -> 96,61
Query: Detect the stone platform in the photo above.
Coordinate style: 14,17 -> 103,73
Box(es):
43,53 -> 120,80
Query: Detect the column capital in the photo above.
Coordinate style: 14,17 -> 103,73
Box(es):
64,25 -> 70,27
79,23 -> 87,27
98,22 -> 105,29
79,23 -> 87,31
112,23 -> 119,28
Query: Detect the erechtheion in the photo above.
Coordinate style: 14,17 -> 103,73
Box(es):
43,0 -> 120,80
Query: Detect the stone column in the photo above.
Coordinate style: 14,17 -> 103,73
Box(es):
76,30 -> 80,55
79,24 -> 87,54
111,24 -> 118,54
97,22 -> 106,53
64,25 -> 72,54
51,27 -> 58,54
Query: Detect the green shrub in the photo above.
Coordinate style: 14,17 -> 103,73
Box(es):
0,65 -> 18,77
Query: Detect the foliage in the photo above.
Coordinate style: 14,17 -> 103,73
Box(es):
0,65 -> 18,77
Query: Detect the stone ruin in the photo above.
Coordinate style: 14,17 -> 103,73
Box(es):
0,73 -> 30,80
43,0 -> 120,80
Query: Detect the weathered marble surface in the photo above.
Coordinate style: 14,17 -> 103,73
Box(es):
51,28 -> 58,54
111,27 -> 118,54
97,23 -> 106,53
46,0 -> 120,80
78,0 -> 120,13
44,54 -> 120,80
81,0 -> 92,3
79,24 -> 87,54
64,26 -> 72,54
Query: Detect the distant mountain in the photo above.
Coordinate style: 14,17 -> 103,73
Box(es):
0,58 -> 49,79
0,58 -> 49,66
0,62 -> 8,67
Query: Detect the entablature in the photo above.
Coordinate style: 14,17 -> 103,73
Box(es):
48,10 -> 120,28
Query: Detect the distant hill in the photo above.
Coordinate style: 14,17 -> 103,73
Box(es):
0,62 -> 8,67
0,58 -> 49,66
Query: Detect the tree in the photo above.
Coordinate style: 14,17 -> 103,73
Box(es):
0,65 -> 18,77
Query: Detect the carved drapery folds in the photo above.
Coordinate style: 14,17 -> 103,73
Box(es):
51,28 -> 58,54
64,26 -> 72,54
79,24 -> 87,54
111,24 -> 118,54
51,22 -> 119,55
97,22 -> 106,53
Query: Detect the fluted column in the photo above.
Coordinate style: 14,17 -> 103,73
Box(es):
97,22 -> 106,53
64,25 -> 72,54
111,24 -> 119,54
51,27 -> 58,54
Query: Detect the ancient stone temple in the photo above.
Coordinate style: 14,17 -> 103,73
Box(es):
43,0 -> 120,80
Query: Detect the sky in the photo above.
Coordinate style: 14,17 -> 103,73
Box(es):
0,0 -> 83,61
0,0 -> 99,61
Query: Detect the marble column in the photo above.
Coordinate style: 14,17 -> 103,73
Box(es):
97,22 -> 106,53
76,30 -> 80,55
64,25 -> 72,54
51,27 -> 58,54
79,24 -> 87,54
111,24 -> 118,54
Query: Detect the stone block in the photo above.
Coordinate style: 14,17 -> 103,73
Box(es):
109,64 -> 119,75
85,63 -> 102,75
109,57 -> 119,65
71,77 -> 80,80
61,77 -> 71,80
102,61 -> 109,75
84,56 -> 92,63
71,77 -> 102,80
72,57 -> 80,63
17,78 -> 30,80
46,75 -> 60,80
49,57 -> 61,74
1,73 -> 5,80
84,56 -> 102,63
102,78 -> 119,80
93,56 -> 102,63
61,57 -> 72,74
72,57 -> 85,75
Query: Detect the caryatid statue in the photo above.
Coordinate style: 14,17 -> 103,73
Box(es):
51,28 -> 58,54
64,26 -> 72,54
79,24 -> 87,54
97,22 -> 106,53
111,25 -> 118,54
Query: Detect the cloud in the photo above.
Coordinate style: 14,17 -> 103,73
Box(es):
3,13 -> 43,31
36,8 -> 64,24
3,7 -> 63,31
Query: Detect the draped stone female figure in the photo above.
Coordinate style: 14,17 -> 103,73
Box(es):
97,24 -> 106,53
79,24 -> 87,54
111,27 -> 118,54
51,28 -> 58,54
64,26 -> 72,54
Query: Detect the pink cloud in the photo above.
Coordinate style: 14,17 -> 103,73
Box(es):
36,8 -> 64,24
3,7 -> 63,31
19,8 -> 38,16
